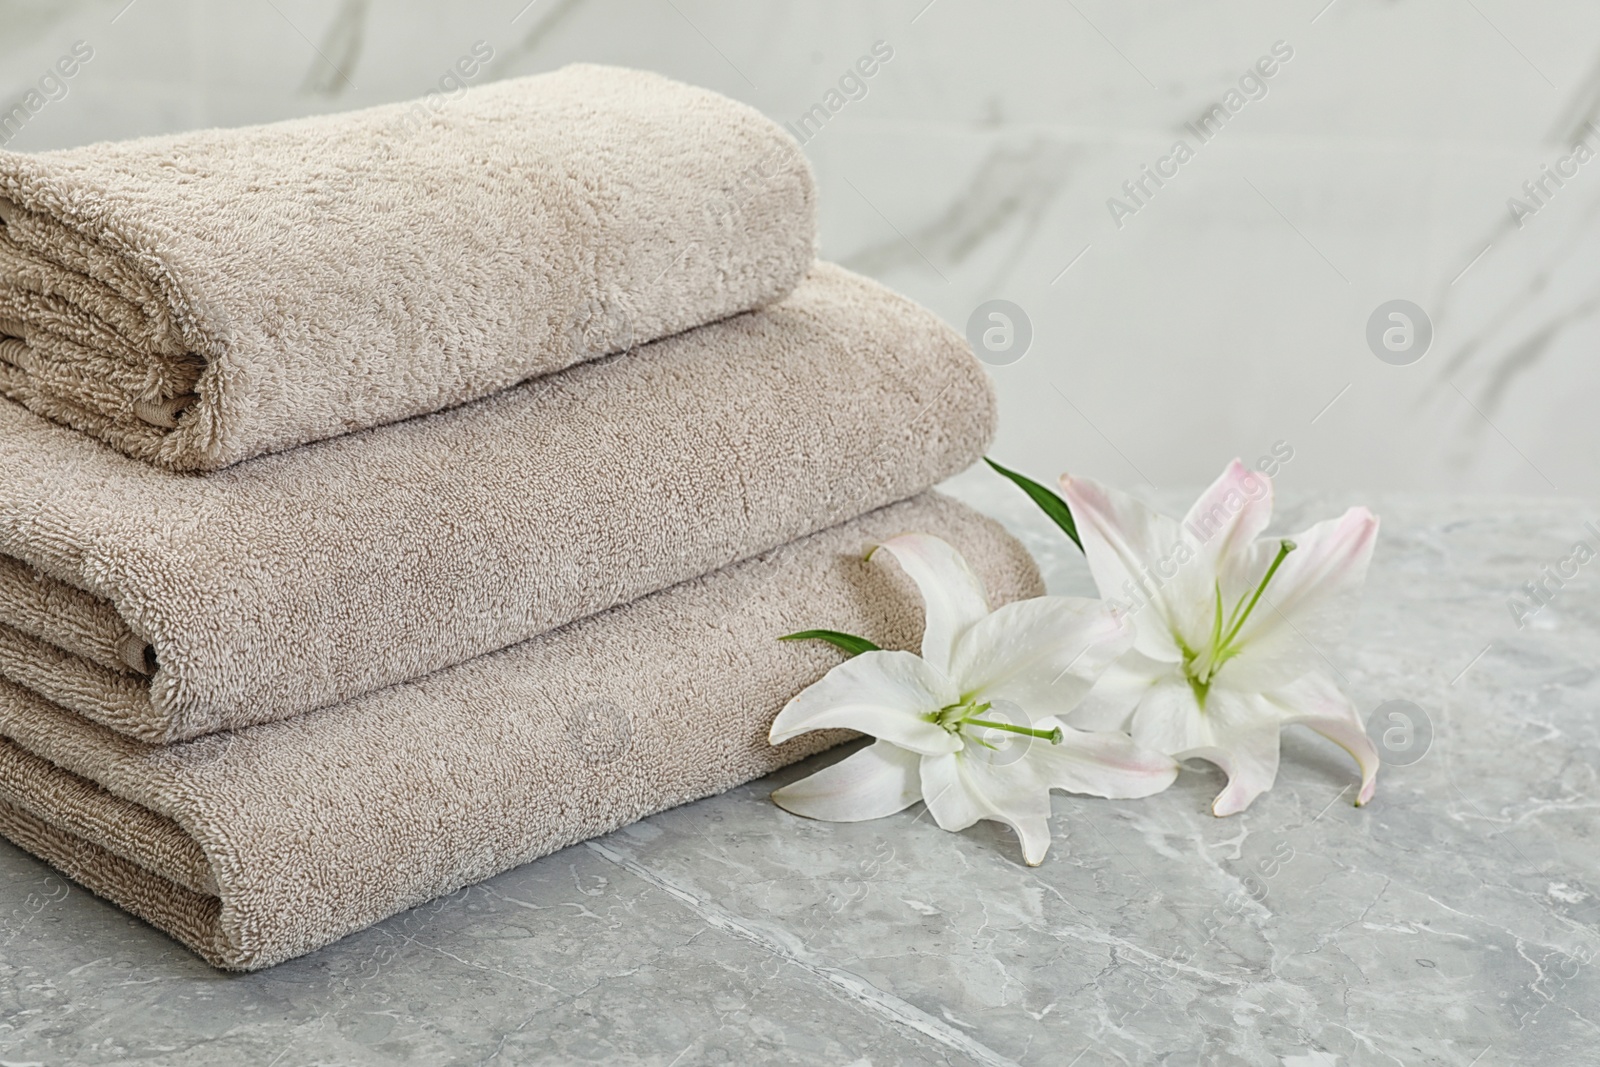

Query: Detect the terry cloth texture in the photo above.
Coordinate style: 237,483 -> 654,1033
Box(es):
0,493 -> 1043,970
0,264 -> 995,744
0,63 -> 816,471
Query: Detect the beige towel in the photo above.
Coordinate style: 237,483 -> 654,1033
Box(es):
0,64 -> 815,470
0,493 -> 1042,970
0,264 -> 993,743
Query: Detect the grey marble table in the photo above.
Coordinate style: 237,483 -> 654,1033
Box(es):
2,482 -> 1597,1066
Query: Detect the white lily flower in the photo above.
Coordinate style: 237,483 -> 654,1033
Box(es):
1059,460 -> 1381,816
769,533 -> 1179,866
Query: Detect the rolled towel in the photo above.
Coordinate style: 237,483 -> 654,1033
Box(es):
0,265 -> 994,743
0,64 -> 815,470
0,493 -> 1043,971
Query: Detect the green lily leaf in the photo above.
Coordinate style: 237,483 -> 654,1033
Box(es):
984,457 -> 1082,552
779,629 -> 881,657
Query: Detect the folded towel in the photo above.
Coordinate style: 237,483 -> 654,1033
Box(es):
0,64 -> 815,471
0,264 -> 993,743
0,493 -> 1041,970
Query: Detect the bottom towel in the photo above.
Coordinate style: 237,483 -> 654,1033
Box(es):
0,493 -> 1041,970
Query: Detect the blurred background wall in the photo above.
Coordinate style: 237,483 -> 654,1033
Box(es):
3,0 -> 1596,497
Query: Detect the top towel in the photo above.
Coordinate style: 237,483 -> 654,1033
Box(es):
0,64 -> 815,470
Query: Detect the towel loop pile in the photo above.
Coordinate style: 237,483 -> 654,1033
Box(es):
0,64 -> 1040,969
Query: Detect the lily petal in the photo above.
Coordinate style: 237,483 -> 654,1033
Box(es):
920,751 -> 1054,866
1125,677 -> 1212,755
1129,683 -> 1282,816
1067,649 -> 1172,732
917,753 -> 980,831
771,740 -> 925,822
1059,474 -> 1209,661
871,533 -> 991,674
1204,728 -> 1283,817
1268,672 -> 1379,806
948,596 -> 1135,718
1013,717 -> 1180,799
769,650 -> 961,755
1223,507 -> 1379,692
1182,459 -> 1275,601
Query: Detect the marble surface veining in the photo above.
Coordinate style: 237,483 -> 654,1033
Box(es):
2,3 -> 1598,1061
3,0 -> 1600,495
1,484 -> 1596,1066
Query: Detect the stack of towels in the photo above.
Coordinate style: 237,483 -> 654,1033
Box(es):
0,65 -> 1041,969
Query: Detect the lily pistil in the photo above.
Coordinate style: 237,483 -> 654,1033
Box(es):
1185,538 -> 1297,705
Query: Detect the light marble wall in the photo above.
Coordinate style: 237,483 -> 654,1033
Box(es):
3,0 -> 1598,496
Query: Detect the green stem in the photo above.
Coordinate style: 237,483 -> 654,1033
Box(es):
963,717 -> 1063,744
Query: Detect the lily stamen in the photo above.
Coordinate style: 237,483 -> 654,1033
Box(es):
928,700 -> 1064,744
1217,539 -> 1296,653
1189,538 -> 1298,693
1056,460 -> 1380,816
963,718 -> 1065,744
769,531 -> 1179,865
